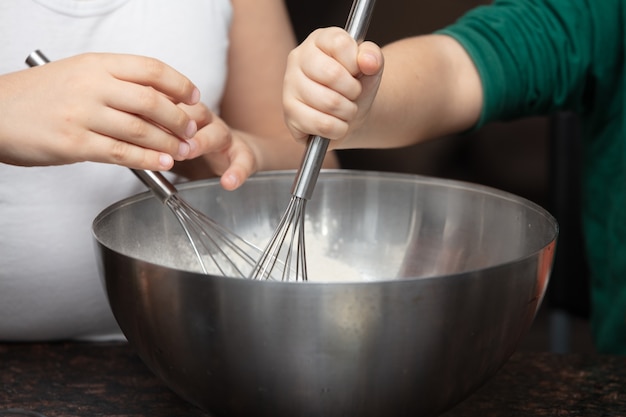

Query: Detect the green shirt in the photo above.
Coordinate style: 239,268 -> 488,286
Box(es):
438,0 -> 626,353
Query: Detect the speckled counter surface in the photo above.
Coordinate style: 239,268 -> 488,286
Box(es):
1,342 -> 625,416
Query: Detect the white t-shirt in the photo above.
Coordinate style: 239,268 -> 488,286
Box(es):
0,0 -> 232,341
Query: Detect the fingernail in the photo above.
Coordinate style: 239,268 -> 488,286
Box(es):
190,88 -> 201,104
223,173 -> 239,189
178,141 -> 190,158
185,120 -> 197,139
187,138 -> 198,154
159,153 -> 173,169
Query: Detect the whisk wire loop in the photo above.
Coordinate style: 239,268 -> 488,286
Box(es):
169,194 -> 260,277
249,197 -> 307,281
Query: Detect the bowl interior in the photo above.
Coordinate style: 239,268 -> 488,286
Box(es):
94,170 -> 557,282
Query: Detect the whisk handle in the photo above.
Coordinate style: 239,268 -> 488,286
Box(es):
292,135 -> 329,199
131,169 -> 177,203
345,0 -> 377,43
291,0 -> 377,200
26,50 -> 49,67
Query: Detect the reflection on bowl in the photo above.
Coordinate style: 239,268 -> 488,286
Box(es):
93,170 -> 557,417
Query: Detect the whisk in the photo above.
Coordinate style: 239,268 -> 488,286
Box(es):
249,0 -> 377,282
129,170 -> 261,277
26,50 -> 263,278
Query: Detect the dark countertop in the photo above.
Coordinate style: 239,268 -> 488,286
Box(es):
1,342 -> 625,417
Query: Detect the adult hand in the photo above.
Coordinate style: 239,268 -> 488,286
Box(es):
0,53 -> 200,170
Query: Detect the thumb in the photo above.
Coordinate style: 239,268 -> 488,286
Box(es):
357,41 -> 384,76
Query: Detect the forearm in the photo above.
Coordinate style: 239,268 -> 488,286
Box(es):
339,34 -> 483,150
245,131 -> 339,173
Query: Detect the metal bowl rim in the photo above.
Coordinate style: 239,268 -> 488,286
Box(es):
92,169 -> 559,286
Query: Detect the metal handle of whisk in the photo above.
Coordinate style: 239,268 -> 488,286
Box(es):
25,50 -> 177,204
131,169 -> 177,203
291,0 -> 377,200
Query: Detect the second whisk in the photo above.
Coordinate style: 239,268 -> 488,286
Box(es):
249,0 -> 377,281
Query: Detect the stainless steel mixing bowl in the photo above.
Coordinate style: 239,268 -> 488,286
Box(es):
93,170 -> 557,417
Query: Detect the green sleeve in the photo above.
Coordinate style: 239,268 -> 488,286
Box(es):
436,0 -> 622,128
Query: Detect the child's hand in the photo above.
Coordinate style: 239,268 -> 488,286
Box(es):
282,27 -> 383,149
175,102 -> 259,191
1,53 -> 201,170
